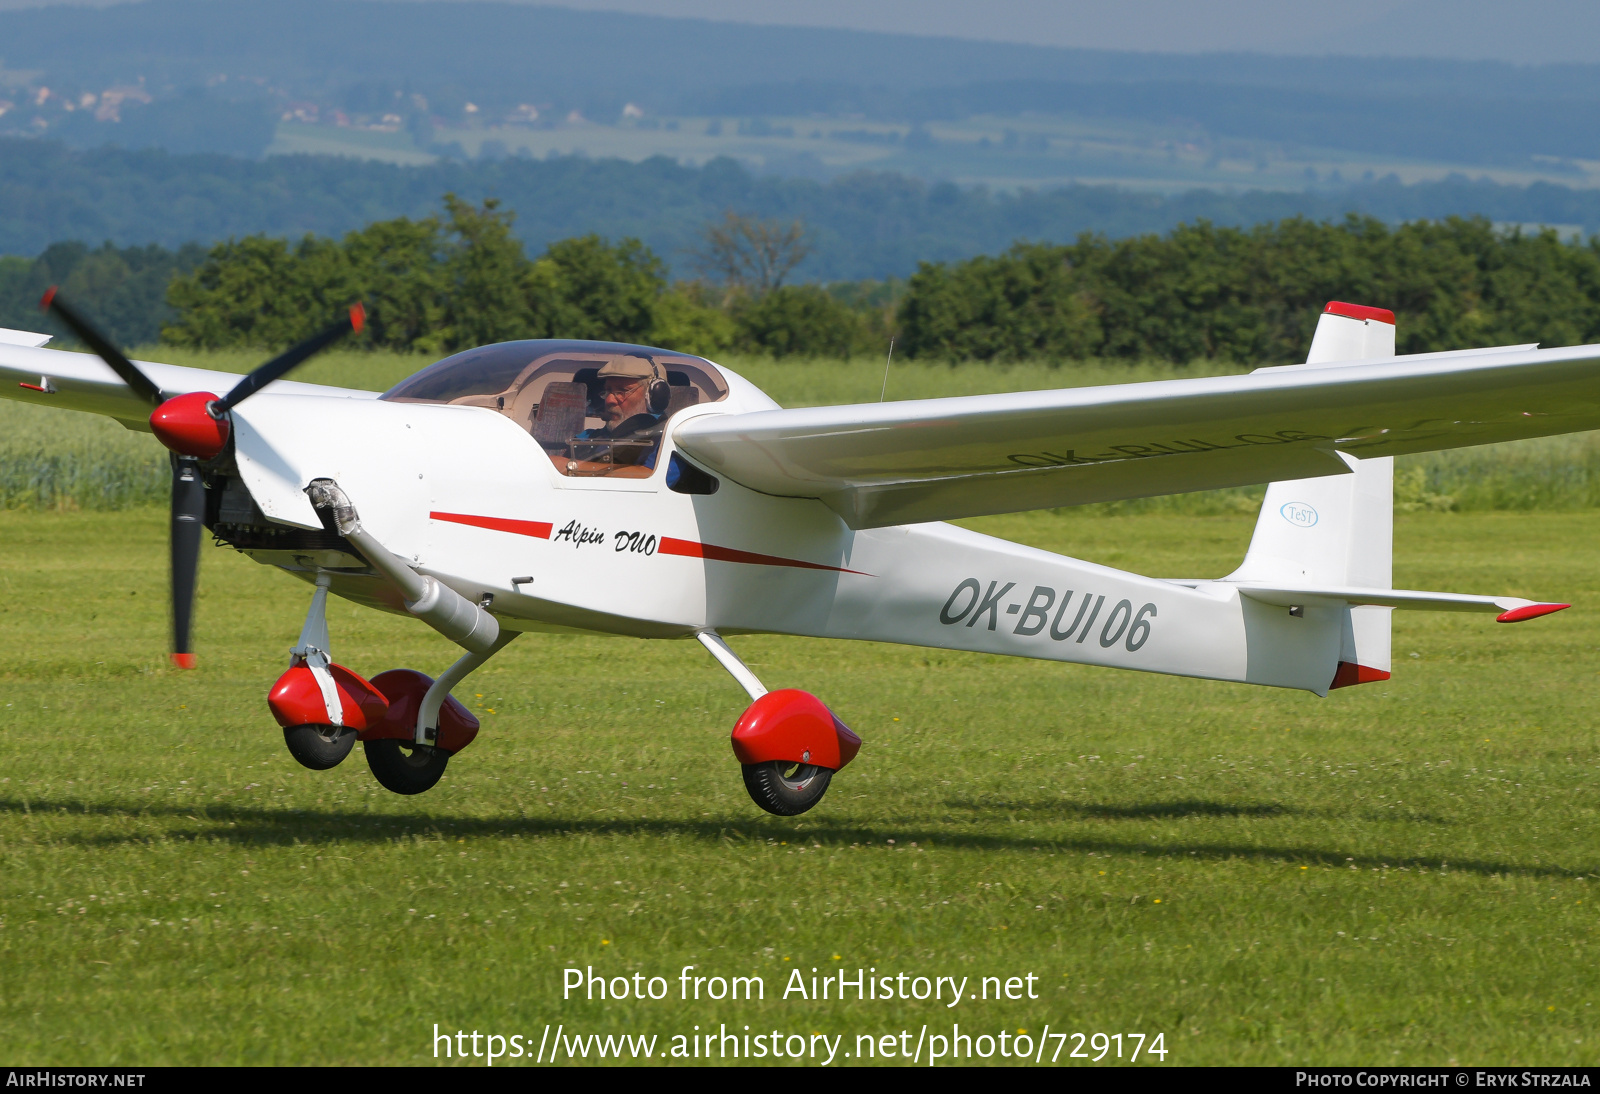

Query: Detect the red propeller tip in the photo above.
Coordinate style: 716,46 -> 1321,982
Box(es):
349,302 -> 366,334
39,286 -> 57,312
170,652 -> 197,670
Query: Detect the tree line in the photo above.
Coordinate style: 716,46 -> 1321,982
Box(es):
7,200 -> 1600,364
158,197 -> 895,359
900,215 -> 1600,362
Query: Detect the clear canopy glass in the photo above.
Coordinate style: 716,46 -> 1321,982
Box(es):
382,340 -> 728,478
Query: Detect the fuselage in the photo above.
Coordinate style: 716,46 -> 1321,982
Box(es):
218,349 -> 1340,696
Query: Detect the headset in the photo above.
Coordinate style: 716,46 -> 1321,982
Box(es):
643,357 -> 671,415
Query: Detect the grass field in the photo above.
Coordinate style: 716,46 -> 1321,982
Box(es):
0,502 -> 1596,1066
2,350 -> 1598,1066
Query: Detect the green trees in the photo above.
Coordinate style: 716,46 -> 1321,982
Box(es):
534,235 -> 663,343
683,210 -> 895,358
731,285 -> 875,359
897,216 -> 1600,363
0,240 -> 205,347
898,242 -> 1101,361
13,201 -> 1600,366
162,195 -> 672,353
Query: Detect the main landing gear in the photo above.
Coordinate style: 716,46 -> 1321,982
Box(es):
741,760 -> 833,817
265,581 -> 856,814
697,632 -> 862,817
266,572 -> 515,795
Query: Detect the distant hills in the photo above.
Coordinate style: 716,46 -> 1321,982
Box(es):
6,138 -> 1600,281
3,0 -> 1600,186
5,0 -> 1600,277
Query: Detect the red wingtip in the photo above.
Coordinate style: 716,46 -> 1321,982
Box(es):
1496,603 -> 1570,623
39,286 -> 57,312
1325,300 -> 1396,325
170,652 -> 197,670
349,302 -> 366,334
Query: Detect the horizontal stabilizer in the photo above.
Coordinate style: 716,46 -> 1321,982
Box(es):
1228,582 -> 1569,622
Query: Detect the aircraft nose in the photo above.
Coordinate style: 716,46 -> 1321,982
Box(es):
149,390 -> 230,459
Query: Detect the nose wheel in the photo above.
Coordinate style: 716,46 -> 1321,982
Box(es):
283,724 -> 357,770
741,760 -> 833,816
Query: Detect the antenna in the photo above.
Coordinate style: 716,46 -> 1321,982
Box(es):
878,338 -> 895,402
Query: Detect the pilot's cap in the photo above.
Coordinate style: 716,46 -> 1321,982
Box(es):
596,355 -> 659,382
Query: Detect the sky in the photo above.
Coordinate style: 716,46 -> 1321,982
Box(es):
4,0 -> 1600,65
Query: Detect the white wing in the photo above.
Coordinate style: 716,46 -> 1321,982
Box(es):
675,343 -> 1600,528
0,327 -> 52,349
0,338 -> 380,428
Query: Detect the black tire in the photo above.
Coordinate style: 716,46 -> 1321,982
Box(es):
364,738 -> 450,795
283,724 -> 356,771
741,760 -> 833,816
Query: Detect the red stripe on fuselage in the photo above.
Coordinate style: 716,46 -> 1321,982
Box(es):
430,511 -> 553,538
658,537 -> 869,575
427,512 -> 865,574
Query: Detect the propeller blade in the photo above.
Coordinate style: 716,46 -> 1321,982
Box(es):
40,287 -> 164,407
169,455 -> 204,669
214,303 -> 365,413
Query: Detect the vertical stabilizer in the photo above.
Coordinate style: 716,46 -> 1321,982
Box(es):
1228,302 -> 1396,689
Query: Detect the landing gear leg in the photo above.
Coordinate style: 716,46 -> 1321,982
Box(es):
361,631 -> 519,795
698,631 -> 856,817
412,633 -> 519,747
281,572 -> 357,770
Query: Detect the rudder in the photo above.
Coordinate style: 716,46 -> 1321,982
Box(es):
1228,302 -> 1396,688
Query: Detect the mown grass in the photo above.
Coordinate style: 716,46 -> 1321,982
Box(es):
7,348 -> 1600,515
0,505 -> 1596,1065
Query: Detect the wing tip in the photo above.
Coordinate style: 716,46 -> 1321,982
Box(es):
1496,602 -> 1570,623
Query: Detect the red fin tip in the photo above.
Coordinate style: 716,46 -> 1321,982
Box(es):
1324,300 -> 1395,325
1330,661 -> 1390,690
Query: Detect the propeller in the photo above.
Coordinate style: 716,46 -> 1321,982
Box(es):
41,289 -> 366,668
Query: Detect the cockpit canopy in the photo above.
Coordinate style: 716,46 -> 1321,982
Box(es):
381,339 -> 728,426
382,341 -> 729,480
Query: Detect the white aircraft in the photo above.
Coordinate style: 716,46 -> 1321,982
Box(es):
0,297 -> 1587,815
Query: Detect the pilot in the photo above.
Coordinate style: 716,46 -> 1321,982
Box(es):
572,355 -> 670,468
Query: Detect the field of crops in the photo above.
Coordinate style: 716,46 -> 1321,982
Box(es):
0,351 -> 1597,1066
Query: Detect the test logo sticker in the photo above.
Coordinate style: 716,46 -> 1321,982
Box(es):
1279,501 -> 1318,528
939,579 -> 1157,653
